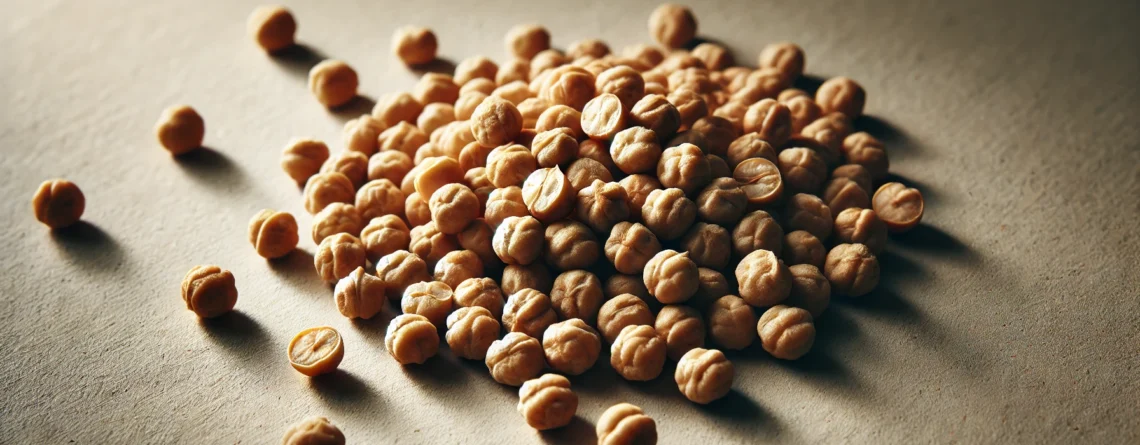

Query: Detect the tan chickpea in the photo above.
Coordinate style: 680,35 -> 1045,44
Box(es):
804,112 -> 853,149
643,249 -> 699,305
530,128 -> 578,168
376,250 -> 430,300
446,306 -> 500,360
741,99 -> 791,149
666,68 -> 716,96
619,174 -> 662,217
409,221 -> 459,267
460,78 -> 497,97
342,114 -> 385,156
579,139 -> 621,177
288,326 -> 344,376
417,103 -> 456,136
404,192 -> 431,227
732,210 -> 783,258
31,179 -> 85,229
302,172 -> 352,215
822,177 -> 870,215
247,209 -> 298,259
517,374 -> 578,430
842,133 -> 890,181
457,142 -> 493,172
777,88 -> 808,102
377,122 -> 428,159
385,314 -> 439,365
730,158 -> 782,206
678,222 -> 731,270
455,92 -> 489,122
486,144 -> 537,188
543,68 -> 596,111
282,416 -> 344,445
608,127 -> 660,175
597,403 -> 657,445
785,95 -> 822,134
604,222 -> 662,275
515,128 -> 538,148
832,164 -> 873,192
782,230 -> 825,268
873,182 -> 925,232
410,157 -> 461,200
641,188 -> 696,241
648,3 -> 697,48
319,151 -> 368,188
736,249 -> 792,307
629,94 -> 681,141
427,249 -> 480,290
674,347 -> 734,404
597,292 -> 658,344
785,264 -> 830,317
691,267 -> 730,310
331,266 -> 384,319
834,208 -> 888,254
542,270 -> 604,325
465,167 -> 492,191
677,116 -> 739,157
503,288 -> 558,338
470,96 -> 524,147
493,215 -> 544,265
824,243 -> 880,297
486,332 -> 545,386
707,295 -> 756,350
484,186 -> 528,227
308,60 -> 358,108
367,151 -> 412,185
691,42 -> 733,70
412,73 -> 459,105
604,276 -> 653,309
359,215 -> 409,262
529,50 -> 570,81
400,280 -> 454,327
180,265 -> 237,318
621,42 -> 665,67
502,263 -> 554,295
535,105 -> 584,138
426,183 -> 479,235
246,5 -> 295,53
311,202 -> 362,244
712,101 -> 747,133
154,105 -> 204,155
655,305 -> 705,361
312,233 -> 365,283
611,324 -> 667,381
355,179 -> 404,221
281,138 -> 329,186
458,218 -> 500,267
392,26 -> 437,65
537,319 -> 599,377
580,94 -> 627,140
544,221 -> 601,271
373,92 -> 424,128
693,177 -> 746,226
594,66 -> 645,113
497,58 -> 531,86
574,180 -> 630,235
568,38 -> 610,59
656,143 -> 711,196
454,55 -> 499,86
667,88 -> 709,130
518,97 -> 551,128
520,167 -> 577,224
757,305 -> 815,360
454,277 -> 505,319
785,193 -> 833,240
777,147 -> 827,195
758,42 -> 805,80
816,76 -> 866,118
565,158 -> 614,192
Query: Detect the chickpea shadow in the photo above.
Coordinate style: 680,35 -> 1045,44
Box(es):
309,369 -> 379,408
402,348 -> 471,390
270,43 -> 327,77
349,310 -> 396,349
695,390 -> 780,436
877,249 -> 925,280
410,57 -> 457,76
792,74 -> 826,96
198,311 -> 272,363
49,221 -> 127,274
889,223 -> 973,260
855,115 -> 920,156
539,416 -> 596,445
267,249 -> 326,297
330,95 -> 377,123
173,146 -> 250,193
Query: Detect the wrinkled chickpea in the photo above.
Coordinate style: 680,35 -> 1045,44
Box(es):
575,180 -> 630,235
678,222 -> 731,270
486,332 -> 546,386
427,183 -> 479,235
418,103 -> 457,136
282,416 -> 345,445
581,93 -> 627,140
471,96 -> 524,147
873,182 -> 925,232
667,88 -> 708,130
757,305 -> 815,360
707,295 -> 756,350
248,209 -> 298,259
454,277 -> 505,319
367,151 -> 412,186
657,143 -> 712,196
457,219 -> 500,268
629,94 -> 681,141
546,270 -> 604,324
782,230 -> 825,268
675,348 -> 734,406
832,163 -> 873,193
605,222 -> 662,275
521,166 -> 576,224
610,127 -> 661,175
493,215 -> 544,265
732,158 -> 783,206
373,92 -> 424,129
736,249 -> 792,307
842,133 -> 890,181
530,128 -> 578,167
486,144 -> 538,188
674,116 -> 738,157
455,92 -> 489,122
611,324 -> 667,381
544,220 -> 601,271
542,68 -> 596,111
413,73 -> 459,105
154,105 -> 204,155
319,152 -> 368,190
694,177 -> 746,226
517,373 -> 578,431
777,147 -> 827,194
311,202 -> 362,244
566,158 -> 614,192
181,265 -> 237,318
517,97 -> 551,128
568,38 -> 611,59
303,172 -> 354,215
648,3 -> 697,48
597,294 -> 654,344
619,174 -> 662,218
543,318 -> 602,375
732,210 -> 783,257
308,60 -> 358,108
643,249 -> 699,304
824,243 -> 880,297
465,167 -> 493,191
535,105 -> 584,138
246,5 -> 295,53
816,76 -> 866,118
501,263 -> 554,295
785,95 -> 822,135
497,59 -> 531,86
409,221 -> 458,267
597,403 -> 657,445
641,188 -> 696,241
713,101 -> 747,133
759,42 -> 806,80
401,280 -> 454,327
392,26 -> 437,65
288,326 -> 344,376
503,288 -> 558,338
385,314 -> 439,365
432,250 -> 483,290
822,177 -> 871,215
655,305 -> 705,361
281,138 -> 330,186
355,179 -> 404,221
342,114 -> 385,156
484,186 -> 529,227
505,24 -> 551,60
785,193 -> 833,240
834,208 -> 889,254
604,275 -> 654,307
360,214 -> 410,262
446,306 -> 500,360
785,264 -> 830,317
454,55 -> 499,86
31,179 -> 85,229
742,99 -> 792,148
461,78 -> 498,97
404,192 -> 431,227
691,267 -> 730,310
333,266 -> 385,319
314,233 -> 366,283
529,49 -> 569,81
595,66 -> 645,112
413,156 -> 463,200
376,250 -> 430,300
691,42 -> 733,70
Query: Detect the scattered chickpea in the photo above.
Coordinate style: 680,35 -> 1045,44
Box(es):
736,249 -> 792,307
597,293 -> 654,344
530,128 -> 579,167
413,156 -> 464,200
544,220 -> 601,271
777,147 -> 827,195
246,5 -> 296,53
311,202 -> 362,244
314,233 -> 366,283
343,114 -> 385,156
486,332 -> 546,386
678,222 -> 732,270
320,151 -> 370,190
181,265 -> 238,318
303,172 -> 354,215
641,188 -> 696,241
782,230 -> 825,268
248,209 -> 298,259
543,318 -> 602,375
785,264 -> 831,317
611,324 -> 667,381
706,295 -> 757,350
333,266 -> 385,319
842,132 -> 890,181
517,373 -> 578,430
757,305 -> 815,360
759,42 -> 806,81
446,306 -> 500,360
287,326 -> 344,376
427,183 -> 479,235
816,76 -> 866,118
503,288 -> 559,338
455,56 -> 500,86
359,215 -> 409,263
308,60 -> 358,108
501,262 -> 554,295
732,210 -> 784,257
824,243 -> 880,297
643,249 -> 699,304
675,348 -> 734,404
154,105 -> 204,155
822,177 -> 871,215
521,167 -> 576,223
355,178 -> 404,222
506,24 -> 551,60
873,182 -> 925,232
648,3 -> 697,48
392,26 -> 438,66
655,305 -> 706,360
376,250 -> 431,300
605,222 -> 662,275
31,179 -> 85,229
597,403 -> 657,445
385,314 -> 440,365
541,67 -> 596,111
454,277 -> 505,319
471,96 -> 524,147
785,193 -> 833,240
282,416 -> 345,445
549,270 -> 604,324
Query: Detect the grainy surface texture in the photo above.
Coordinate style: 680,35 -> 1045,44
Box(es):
2,0 -> 1138,443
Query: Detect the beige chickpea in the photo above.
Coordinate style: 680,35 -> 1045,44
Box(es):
595,66 -> 645,112
465,167 -> 492,191
542,318 -> 601,375
503,288 -> 558,338
648,3 -> 697,48
824,243 -> 880,297
281,138 -> 330,186
675,348 -> 734,404
732,157 -> 783,206
565,158 -> 614,192
385,314 -> 439,365
521,166 -> 577,223
32,179 -> 85,230
446,306 -> 500,360
342,114 -> 385,156
694,177 -> 746,226
549,270 -> 604,323
742,99 -> 792,148
303,172 -> 354,215
355,179 -> 404,221
154,105 -> 204,155
529,128 -> 578,168
643,249 -> 699,304
777,147 -> 827,195
376,250 -> 431,300
333,266 -> 385,319
575,180 -> 630,235
518,97 -> 551,128
440,121 -> 480,159
535,105 -> 584,138
417,103 -> 457,136
678,222 -> 731,270
320,151 -> 368,189
431,249 -> 482,289
785,264 -> 830,317
502,263 -> 554,295
622,43 -> 665,67
484,186 -> 528,227
486,332 -> 545,386
505,24 -> 551,60
517,374 -> 578,430
497,58 -> 532,86
373,92 -> 424,128
629,94 -> 681,141
734,68 -> 789,102
427,183 -> 479,235
843,135 -> 890,181
609,127 -> 660,175
281,416 -> 344,445
404,192 -> 431,227
392,26 -> 437,65
460,78 -> 497,96
311,202 -> 362,244
641,188 -> 696,241
872,182 -> 925,232
409,221 -> 458,267
581,94 -> 627,140
314,233 -> 366,283
667,88 -> 709,130
413,73 -> 459,105
413,156 -> 463,200
757,305 -> 815,360
493,215 -> 544,265
246,5 -> 295,53
611,324 -> 667,381
619,174 -> 662,217
822,177 -> 871,215
785,193 -> 833,240
656,143 -> 711,196
778,88 -> 809,102
458,141 -> 495,171
579,139 -> 621,177
655,305 -> 705,361
454,277 -> 505,319
785,96 -> 822,135
360,215 -> 410,262
666,68 -> 716,95
471,96 -> 524,147
691,267 -> 730,311
691,42 -> 733,70
605,222 -> 662,275
758,42 -> 805,80
378,121 -> 428,158
732,210 -> 783,257
782,230 -> 825,268
541,68 -> 596,111
706,295 -> 756,350
401,280 -> 454,327
597,294 -> 654,344
736,249 -> 792,307
834,208 -> 888,254
248,209 -> 298,259
486,144 -> 537,188
597,403 -> 657,445
288,326 -> 345,377
544,221 -> 601,271
181,265 -> 238,318
455,55 -> 499,86
568,38 -> 611,59
308,60 -> 358,108
367,150 -> 413,185
804,113 -> 853,153
816,76 -> 866,118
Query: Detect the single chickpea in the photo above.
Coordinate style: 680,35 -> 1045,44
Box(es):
417,103 -> 457,136
597,403 -> 657,445
401,280 -> 454,327
281,138 -> 330,186
503,288 -> 559,338
343,114 -> 385,156
758,42 -> 805,80
732,210 -> 783,257
518,97 -> 551,128
757,305 -> 815,360
493,215 -> 544,265
678,222 -> 732,270
778,88 -> 809,102
736,249 -> 792,307
505,24 -> 551,60
742,99 -> 792,148
501,263 -> 554,295
367,150 -> 413,185
619,174 -> 663,218
457,219 -> 500,269
834,208 -> 888,254
409,221 -> 459,267
565,158 -> 614,192
691,42 -> 733,70
385,314 -> 440,364
604,275 -> 654,308
334,266 -> 385,319
712,101 -> 748,133
484,186 -> 529,227
378,122 -> 429,158
392,26 -> 437,65
454,277 -> 505,319
360,214 -> 410,262
529,50 -> 570,80
611,324 -> 667,381
248,209 -> 298,259
732,158 -> 783,206
355,179 -> 404,221
413,73 -> 460,105
455,55 -> 500,86
674,116 -> 739,157
544,220 -> 601,271
643,249 -> 699,304
873,182 -> 925,232
405,192 -> 432,227
782,230 -> 825,268
777,147 -> 827,195
303,172 -> 354,215
667,88 -> 709,130
376,250 -> 431,300
541,67 -> 596,111
657,143 -> 711,196
675,348 -> 734,404
629,94 -> 681,141
707,295 -> 757,350
319,151 -> 368,188
308,60 -> 358,108
486,332 -> 546,386
428,249 -> 481,290
581,94 -> 627,140
543,318 -> 602,375
568,38 -> 611,59
785,264 -> 830,317
520,166 -> 577,224
465,167 -> 493,191
609,127 -> 661,175
648,3 -> 697,48
804,113 -> 854,155
314,233 -> 366,283
843,134 -> 890,181
832,164 -> 873,193
517,373 -> 578,431
445,306 -> 500,360
547,270 -> 603,323
458,141 -> 495,171
470,96 -> 524,147
181,265 -> 237,318
31,179 -> 85,229
535,105 -> 584,138
461,78 -> 498,97
666,68 -> 716,95
691,267 -> 730,311
493,81 -> 534,106
439,121 -> 479,158
282,416 -> 345,445
785,193 -> 833,240
497,58 -> 532,86
575,180 -> 630,235
595,66 -> 646,112
816,76 -> 866,118
154,105 -> 204,155
785,96 -> 822,134
486,144 -> 538,188
694,177 -> 746,226
824,243 -> 880,297
641,188 -> 697,241
287,326 -> 344,376
604,222 -> 662,275
373,92 -> 424,129
655,305 -> 706,361
427,183 -> 479,235
597,294 -> 654,344
530,128 -> 579,167
413,156 -> 463,200
246,5 -> 295,53
622,43 -> 666,67
822,177 -> 871,215
579,139 -> 621,177
455,92 -> 489,122
311,202 -> 362,244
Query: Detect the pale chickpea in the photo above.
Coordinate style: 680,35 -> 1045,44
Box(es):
706,295 -> 756,350
732,210 -> 784,257
785,264 -> 830,317
417,103 -> 457,136
648,3 -> 697,48
367,150 -> 413,185
455,56 -> 499,86
544,221 -> 601,271
629,94 -> 681,141
405,192 -> 431,227
757,305 -> 815,360
471,96 -> 524,146
376,250 -> 431,300
334,267 -> 385,319
595,66 -> 645,112
487,144 -> 538,188
541,67 -> 595,111
311,202 -> 362,244
643,249 -> 698,304
427,183 -> 479,235
694,177 -> 746,226
641,188 -> 696,241
248,209 -> 298,259
597,293 -> 654,344
154,105 -> 204,155
736,249 -> 792,307
678,222 -> 731,270
619,174 -> 662,217
409,221 -> 459,267
30,179 -> 85,230
605,222 -> 662,275
506,24 -> 551,59
461,78 -> 498,96
843,133 -> 890,181
385,314 -> 440,364
782,230 -> 825,268
414,156 -> 464,199
675,348 -> 734,404
446,306 -> 500,360
785,193 -> 833,240
378,122 -> 428,158
281,138 -> 330,186
246,5 -> 296,53
486,332 -> 545,386
530,128 -> 578,167
281,416 -> 344,445
501,263 -> 554,296
521,166 -> 577,223
656,143 -> 711,196
360,214 -> 410,262
373,92 -> 424,128
356,179 -> 404,221
549,270 -> 604,324
596,403 -> 657,445
493,215 -> 544,265
610,126 -> 661,175
181,265 -> 238,318
315,233 -> 367,283
392,26 -> 437,65
287,326 -> 344,377
485,186 -> 529,228
655,305 -> 705,361
542,318 -> 602,375
497,58 -> 532,85
535,105 -> 584,138
308,60 -> 358,108
611,324 -> 667,381
432,250 -> 483,290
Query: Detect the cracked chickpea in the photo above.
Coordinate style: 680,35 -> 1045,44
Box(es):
641,188 -> 696,241
308,60 -> 358,108
657,143 -> 710,196
597,293 -> 654,344
655,305 -> 706,361
707,295 -> 757,350
281,139 -> 329,186
824,243 -> 880,297
303,172 -> 354,215
611,325 -> 667,381
679,222 -> 731,270
154,105 -> 204,155
834,208 -> 888,254
550,270 -> 604,324
518,374 -> 578,431
758,305 -> 815,360
873,182 -> 925,232
288,326 -> 344,376
493,215 -> 544,265
736,249 -> 792,307
410,222 -> 458,267
181,265 -> 237,318
503,288 -> 558,338
315,233 -> 367,284
376,250 -> 430,300
543,318 -> 601,375
282,416 -> 344,445
401,281 -> 454,328
581,93 -> 626,140
522,167 -> 576,223
392,26 -> 437,65
610,126 -> 661,175
643,249 -> 699,304
361,214 -> 410,262
733,209 -> 784,257
487,144 -> 537,188
486,332 -> 545,386
605,222 -> 662,275
575,180 -> 630,235
446,306 -> 500,360
334,267 -> 385,319
544,220 -> 601,271
428,183 -> 479,235
386,314 -> 439,365
785,264 -> 831,317
675,348 -> 734,404
311,202 -> 362,244
248,209 -> 298,259
782,230 -> 825,268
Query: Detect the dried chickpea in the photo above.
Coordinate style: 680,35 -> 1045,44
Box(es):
487,144 -> 538,188
417,103 -> 457,136
281,138 -> 330,186
373,92 -> 424,129
515,128 -> 538,148
504,24 -> 551,59
457,219 -> 500,269
648,3 -> 697,48
461,78 -> 497,97
392,26 -> 437,65
843,134 -> 890,181
782,230 -> 825,268
503,288 -> 558,338
604,275 -> 654,308
712,101 -> 747,133
454,277 -> 505,319
486,332 -> 546,386
386,314 -> 439,364
605,222 -> 662,275
706,295 -> 756,350
742,99 -> 792,148
413,156 -> 463,200
530,128 -> 578,168
308,60 -> 358,108
367,150 -> 413,185
641,188 -> 696,241
446,306 -> 500,360
535,105 -> 584,138
312,234 -> 365,283
678,223 -> 731,270
643,249 -> 699,304
400,280 -> 454,327
736,249 -> 792,307
674,347 -> 734,404
655,305 -> 705,361
405,192 -> 431,227
694,177 -> 746,225
519,375 -> 580,431
785,264 -> 830,317
785,193 -> 833,240
439,121 -> 479,158
427,183 -> 479,235
732,210 -> 783,257
311,203 -> 362,244
409,221 -> 458,267
622,43 -> 665,67
834,208 -> 888,254
619,174 -> 662,217
568,38 -> 611,59
287,326 -> 345,377
485,186 -> 529,227
656,143 -> 710,196
758,42 -> 805,80
247,209 -> 298,259
611,325 -> 667,381
465,167 -> 492,190
518,97 -> 551,128
413,73 -> 459,105
376,250 -> 430,300
318,151 -> 368,188
691,43 -> 733,71
594,66 -> 645,113
303,172 -> 353,215
497,58 -> 531,86
597,403 -> 657,445
666,68 -> 716,95
282,416 -> 344,445
378,123 -> 427,160
544,221 -> 601,271
542,68 -> 596,111
246,5 -> 295,53
832,164 -> 873,193
360,214 -> 410,262
493,215 -> 544,265
566,158 -> 614,192
822,177 -> 871,215
501,263 -> 554,295
454,55 -> 499,86
154,105 -> 204,155
471,96 -> 524,147
691,267 -> 730,310
581,93 -> 627,140
785,96 -> 822,134
816,76 -> 866,118
777,88 -> 808,102
455,92 -> 489,122
674,116 -> 738,157
778,147 -> 827,194
732,157 -> 783,206
824,243 -> 880,297
609,127 -> 661,174
629,94 -> 681,141
180,265 -> 237,318
548,271 -> 604,324
757,305 -> 815,360
667,88 -> 708,129
431,250 -> 482,290
343,115 -> 385,156
873,182 -> 925,232
529,50 -> 570,79
458,141 -> 494,171
575,180 -> 630,235
597,294 -> 654,344
331,266 -> 384,319
542,318 -> 602,375
355,179 -> 404,222
31,179 -> 85,229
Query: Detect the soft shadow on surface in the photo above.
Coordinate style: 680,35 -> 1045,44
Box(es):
330,95 -> 377,122
696,390 -> 775,430
267,249 -> 328,297
199,311 -> 271,362
793,74 -> 825,95
270,43 -> 327,77
877,249 -> 925,279
540,416 -> 596,445
50,221 -> 126,273
309,369 -> 377,406
410,57 -> 457,76
402,348 -> 471,390
890,223 -> 973,259
349,310 -> 396,349
854,115 -> 919,154
173,146 -> 249,191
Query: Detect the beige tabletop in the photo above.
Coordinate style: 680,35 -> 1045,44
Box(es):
2,0 -> 1138,443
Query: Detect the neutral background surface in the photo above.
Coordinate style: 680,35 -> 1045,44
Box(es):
2,0 -> 1137,443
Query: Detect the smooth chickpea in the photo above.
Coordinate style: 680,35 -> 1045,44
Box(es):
605,222 -> 662,275
757,305 -> 815,360
648,3 -> 697,48
454,277 -> 505,319
575,180 -> 630,235
736,249 -> 792,307
535,105 -> 584,138
641,188 -> 696,241
360,215 -> 410,261
485,186 -> 529,227
629,94 -> 681,141
691,267 -> 730,311
333,266 -> 385,319
409,221 -> 459,267
643,249 -> 699,304
596,66 -> 646,112
521,167 -> 576,223
530,128 -> 578,167
834,208 -> 888,254
376,250 -> 431,300
401,280 -> 454,327
303,172 -> 354,214
308,60 -> 358,108
386,314 -> 439,364
543,319 -> 602,375
581,93 -> 627,140
824,243 -> 880,297
311,202 -> 362,244
281,138 -> 330,186
248,209 -> 298,259
493,215 -> 544,265
498,58 -> 531,85
281,416 -> 344,445
180,265 -> 237,318
611,325 -> 667,381
486,332 -> 545,386
655,305 -> 705,361
506,24 -> 552,59
742,99 -> 792,148
154,105 -> 204,155
503,288 -> 558,338
759,42 -> 805,80
31,179 -> 85,229
619,174 -> 662,217
405,192 -> 431,227
446,306 -> 500,360
596,403 -> 657,445
412,157 -> 462,200
288,326 -> 344,376
609,127 -> 661,174
816,76 -> 866,118
732,210 -> 783,257
678,222 -> 731,270
356,179 -> 404,221
656,143 -> 710,196
246,5 -> 295,52
392,26 -> 437,65
707,295 -> 756,350
544,221 -> 601,271
565,158 -> 614,192
782,230 -> 825,267
694,177 -> 746,226
501,263 -> 554,295
314,233 -> 366,283
873,182 -> 925,232
785,264 -> 830,317
486,144 -> 537,188
597,294 -> 654,344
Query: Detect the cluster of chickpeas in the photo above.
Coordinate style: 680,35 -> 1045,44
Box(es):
26,3 -> 927,444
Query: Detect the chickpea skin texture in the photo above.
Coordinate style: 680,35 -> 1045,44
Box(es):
314,233 -> 367,284
308,60 -> 358,108
834,208 -> 889,254
648,3 -> 697,48
433,249 -> 484,290
506,24 -> 551,60
873,182 -> 926,232
641,188 -> 697,241
695,177 -> 747,226
597,403 -> 658,445
656,143 -> 711,197
392,26 -> 437,66
655,305 -> 706,361
707,295 -> 757,350
679,222 -> 732,270
675,348 -> 734,404
611,324 -> 668,381
287,326 -> 344,376
248,209 -> 298,259
428,183 -> 479,235
758,305 -> 816,360
154,105 -> 204,155
503,288 -> 559,339
543,318 -> 602,375
597,293 -> 654,344
501,263 -> 554,295
518,374 -> 579,433
732,210 -> 784,258
401,280 -> 454,327
303,172 -> 355,215
446,306 -> 500,360
487,144 -> 538,188
575,180 -> 631,235
736,249 -> 792,307
181,265 -> 238,319
785,264 -> 831,317
31,179 -> 85,229
493,215 -> 544,265
376,250 -> 431,300
360,214 -> 411,261
486,332 -> 546,386
246,5 -> 296,53
281,416 -> 345,445
549,270 -> 604,324
610,126 -> 662,174
334,267 -> 385,319
471,96 -> 524,146
824,243 -> 881,297
643,249 -> 699,304
782,230 -> 826,268
544,221 -> 601,271
605,222 -> 662,275
454,277 -> 505,319
311,202 -> 362,244
385,314 -> 440,365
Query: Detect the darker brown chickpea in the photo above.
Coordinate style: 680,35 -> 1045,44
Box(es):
843,136 -> 890,182
834,208 -> 888,254
304,172 -> 355,215
434,250 -> 484,290
31,179 -> 85,229
597,294 -> 654,344
454,56 -> 499,86
544,220 -> 601,271
472,96 -> 524,147
785,96 -> 822,135
872,182 -> 925,232
404,192 -> 431,227
656,305 -> 706,361
429,183 -> 480,235
376,250 -> 431,300
577,139 -> 621,177
575,180 -> 631,235
567,38 -> 611,59
732,210 -> 783,257
530,128 -> 578,168
743,99 -> 792,148
502,262 -> 554,295
690,267 -> 730,311
824,243 -> 880,297
785,193 -> 833,240
643,249 -> 699,304
706,295 -> 757,350
732,158 -> 783,206
459,141 -> 496,171
831,164 -> 873,195
678,222 -> 732,270
691,42 -> 733,71
356,179 -> 405,221
777,147 -> 827,195
630,94 -> 682,142
815,77 -> 866,118
485,186 -> 529,228
605,222 -> 662,275
410,221 -> 459,267
707,154 -> 731,178
657,143 -> 711,196
308,60 -> 359,108
641,188 -> 697,241
695,177 -> 747,226
610,127 -> 662,175
550,270 -> 605,324
619,174 -> 662,218
595,66 -> 646,112
757,305 -> 815,360
457,219 -> 500,270
713,101 -> 748,133
758,42 -> 805,81
521,167 -> 576,223
782,230 -> 825,268
736,249 -> 792,307
678,116 -> 738,157
565,158 -> 614,192
785,264 -> 830,317
487,144 -> 538,188
535,105 -> 584,139
822,177 -> 871,215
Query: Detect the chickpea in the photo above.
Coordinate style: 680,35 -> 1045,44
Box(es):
413,156 -> 463,200
655,305 -> 705,361
641,188 -> 696,241
832,164 -> 873,193
693,177 -> 746,226
180,265 -> 237,318
503,288 -> 559,338
777,88 -> 808,102
542,318 -> 602,375
629,94 -> 681,141
535,105 -> 584,138
392,26 -> 437,65
460,79 -> 497,97
497,58 -> 531,86
678,116 -> 739,157
486,332 -> 545,386
619,174 -> 663,217
732,156 -> 785,206
356,179 -> 404,221
597,294 -> 654,344
530,128 -> 578,167
418,103 -> 458,136
502,263 -> 554,295
713,101 -> 747,132
822,177 -> 871,215
154,105 -> 204,155
834,208 -> 888,254
784,193 -> 833,240
546,271 -> 602,323
282,416 -> 344,445
678,222 -> 731,270
691,267 -> 729,311
247,209 -> 298,259
311,202 -> 362,244
595,66 -> 645,112
758,42 -> 805,80
816,76 -> 866,118
603,276 -> 654,310
541,67 -> 596,111
367,151 -> 412,186
492,215 -> 544,265
405,192 -> 431,227
373,92 -> 423,129
785,95 -> 822,135
516,373 -> 579,431
608,127 -> 660,175
666,88 -> 709,130
566,158 -> 614,192
568,38 -> 611,59
287,326 -> 344,376
757,305 -> 815,360
782,230 -> 825,268
804,113 -> 854,157
246,5 -> 295,52
604,222 -> 661,275
442,306 -> 499,361
31,179 -> 85,229
341,115 -> 385,156
453,277 -> 505,319
518,97 -> 551,128
455,55 -> 500,85
308,60 -> 358,108
690,42 -> 733,70
544,220 -> 601,271
732,211 -> 783,259
377,123 -> 426,159
410,73 -> 458,106
785,264 -> 830,317
281,138 -> 330,186
643,249 -> 699,305
843,134 -> 890,181
385,314 -> 440,365
470,96 -> 524,147
656,143 -> 711,196
597,403 -> 657,445
332,266 -> 385,320
359,215 -> 409,262
400,280 -> 454,327
439,121 -> 479,159
465,166 -> 492,190
622,43 -> 665,67
824,243 -> 880,297
706,295 -> 756,350
484,186 -> 529,227
303,172 -> 354,215
742,99 -> 792,148
376,250 -> 431,300
457,219 -> 500,269
673,347 -> 734,405
455,92 -> 489,122
775,147 -> 826,195
611,325 -> 667,381
425,183 -> 478,235
736,249 -> 792,307
648,3 -> 697,48
574,180 -> 630,235
486,144 -> 537,188
314,233 -> 366,283
429,250 -> 481,291
873,182 -> 925,232
581,94 -> 627,140
409,221 -> 459,267
318,152 -> 368,190
520,166 -> 576,224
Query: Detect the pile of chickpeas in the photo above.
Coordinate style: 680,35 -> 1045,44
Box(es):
31,3 -> 927,444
